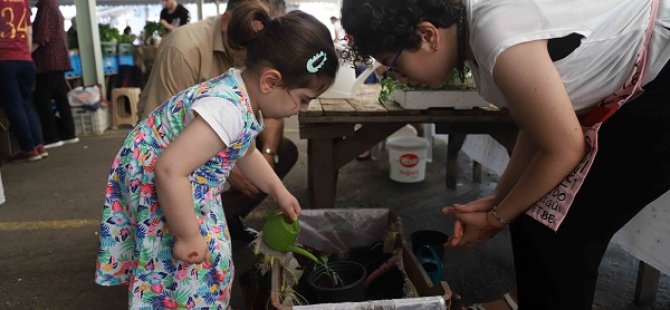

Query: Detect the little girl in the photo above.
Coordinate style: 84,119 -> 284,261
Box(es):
95,2 -> 338,308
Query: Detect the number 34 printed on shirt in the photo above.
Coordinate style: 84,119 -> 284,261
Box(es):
0,7 -> 29,39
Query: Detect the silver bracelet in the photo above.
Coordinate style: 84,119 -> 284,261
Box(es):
489,205 -> 509,225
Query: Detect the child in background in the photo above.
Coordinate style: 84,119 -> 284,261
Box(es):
95,2 -> 338,308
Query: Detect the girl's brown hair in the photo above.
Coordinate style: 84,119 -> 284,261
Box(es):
227,2 -> 338,92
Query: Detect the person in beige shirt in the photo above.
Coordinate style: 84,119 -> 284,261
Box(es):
138,0 -> 295,242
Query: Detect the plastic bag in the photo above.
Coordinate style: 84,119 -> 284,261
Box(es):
67,85 -> 103,111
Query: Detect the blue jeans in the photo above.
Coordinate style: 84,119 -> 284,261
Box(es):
0,60 -> 43,152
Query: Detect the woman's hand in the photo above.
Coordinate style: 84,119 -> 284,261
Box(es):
442,202 -> 505,248
275,190 -> 301,222
443,195 -> 498,214
173,234 -> 210,264
442,195 -> 498,246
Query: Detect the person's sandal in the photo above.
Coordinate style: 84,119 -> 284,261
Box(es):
356,150 -> 371,160
503,293 -> 518,310
466,293 -> 518,310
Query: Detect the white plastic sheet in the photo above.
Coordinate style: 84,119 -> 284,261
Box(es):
612,190 -> 670,274
460,134 -> 509,177
296,208 -> 392,255
294,296 -> 446,310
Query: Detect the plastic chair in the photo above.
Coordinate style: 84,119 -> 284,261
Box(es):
110,87 -> 141,129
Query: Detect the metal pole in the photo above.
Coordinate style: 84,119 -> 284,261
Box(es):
196,0 -> 204,21
74,0 -> 105,97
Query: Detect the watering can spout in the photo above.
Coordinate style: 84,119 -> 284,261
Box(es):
350,60 -> 381,95
289,245 -> 320,264
319,59 -> 381,99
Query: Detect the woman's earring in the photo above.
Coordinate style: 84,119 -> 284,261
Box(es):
431,44 -> 438,51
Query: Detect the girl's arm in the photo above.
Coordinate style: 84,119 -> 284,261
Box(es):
445,40 -> 585,247
154,115 -> 225,263
235,146 -> 301,221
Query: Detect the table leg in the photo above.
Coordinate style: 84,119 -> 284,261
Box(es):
472,161 -> 482,183
334,123 -> 405,169
446,134 -> 466,189
634,261 -> 660,306
490,131 -> 518,154
307,138 -> 338,209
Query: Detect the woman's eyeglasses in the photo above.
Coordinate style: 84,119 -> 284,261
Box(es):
385,49 -> 403,79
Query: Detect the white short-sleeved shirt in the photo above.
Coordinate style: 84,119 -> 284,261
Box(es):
189,69 -> 247,146
466,0 -> 670,111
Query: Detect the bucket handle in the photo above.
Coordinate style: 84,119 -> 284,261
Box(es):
417,245 -> 443,285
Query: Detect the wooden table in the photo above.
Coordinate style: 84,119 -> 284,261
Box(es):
299,85 -> 517,209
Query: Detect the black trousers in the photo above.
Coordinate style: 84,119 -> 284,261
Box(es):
511,60 -> 670,309
33,71 -> 76,144
220,137 -> 298,218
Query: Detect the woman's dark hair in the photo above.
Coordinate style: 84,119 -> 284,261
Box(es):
226,0 -> 286,17
340,0 -> 461,58
227,2 -> 338,91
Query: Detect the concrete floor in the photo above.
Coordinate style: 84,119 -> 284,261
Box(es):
0,115 -> 668,309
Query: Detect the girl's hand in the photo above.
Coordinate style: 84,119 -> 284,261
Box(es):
442,204 -> 504,248
173,234 -> 210,264
275,190 -> 301,222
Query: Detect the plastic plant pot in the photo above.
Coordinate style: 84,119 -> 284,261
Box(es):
307,261 -> 367,303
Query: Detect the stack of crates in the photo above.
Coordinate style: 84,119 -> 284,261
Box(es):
64,41 -> 135,78
71,106 -> 110,136
65,50 -> 82,78
117,43 -> 135,66
101,41 -> 118,74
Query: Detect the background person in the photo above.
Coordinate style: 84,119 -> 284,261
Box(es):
160,0 -> 190,32
0,0 -> 45,162
32,0 -> 78,149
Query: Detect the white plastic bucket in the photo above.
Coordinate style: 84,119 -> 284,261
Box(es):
386,136 -> 429,183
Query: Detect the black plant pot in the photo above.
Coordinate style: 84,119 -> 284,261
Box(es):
307,261 -> 367,303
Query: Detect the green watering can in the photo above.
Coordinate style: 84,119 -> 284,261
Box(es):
262,213 -> 320,264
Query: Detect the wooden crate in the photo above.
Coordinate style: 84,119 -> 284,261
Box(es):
269,209 -> 452,309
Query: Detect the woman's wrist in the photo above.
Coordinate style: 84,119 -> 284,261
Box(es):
487,205 -> 509,229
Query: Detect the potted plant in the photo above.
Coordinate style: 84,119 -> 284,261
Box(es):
307,260 -> 367,303
381,68 -> 490,109
143,21 -> 167,46
98,24 -> 120,55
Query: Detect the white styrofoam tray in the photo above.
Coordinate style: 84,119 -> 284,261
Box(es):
390,88 -> 490,110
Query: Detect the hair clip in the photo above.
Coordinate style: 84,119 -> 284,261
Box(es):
306,51 -> 327,73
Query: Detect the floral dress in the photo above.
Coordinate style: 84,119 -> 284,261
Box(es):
95,69 -> 263,309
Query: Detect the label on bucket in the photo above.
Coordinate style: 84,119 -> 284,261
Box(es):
388,143 -> 427,183
399,153 -> 419,168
